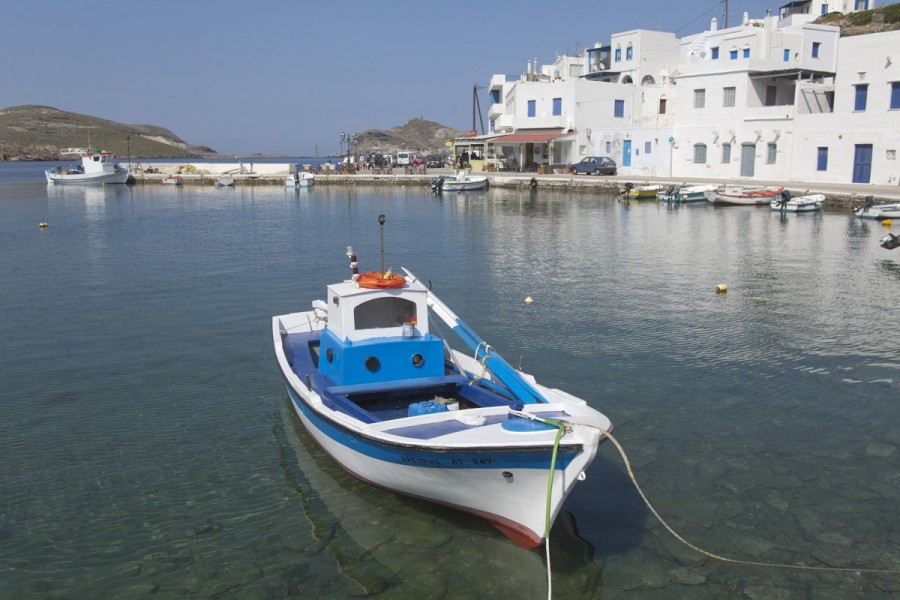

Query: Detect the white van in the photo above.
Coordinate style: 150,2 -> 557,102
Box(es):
396,151 -> 412,166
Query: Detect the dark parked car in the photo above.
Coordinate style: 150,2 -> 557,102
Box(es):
425,154 -> 444,168
570,156 -> 617,175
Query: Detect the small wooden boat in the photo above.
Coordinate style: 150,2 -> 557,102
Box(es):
215,176 -> 235,187
657,184 -> 719,203
162,175 -> 183,186
705,186 -> 784,206
433,170 -> 488,192
285,172 -> 315,188
623,183 -> 664,200
856,196 -> 900,220
45,148 -> 130,185
272,219 -> 612,549
770,192 -> 825,213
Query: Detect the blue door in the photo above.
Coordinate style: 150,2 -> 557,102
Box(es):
852,144 -> 872,183
622,140 -> 632,167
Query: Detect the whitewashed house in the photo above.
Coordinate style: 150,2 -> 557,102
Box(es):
793,29 -> 900,184
672,12 -> 840,181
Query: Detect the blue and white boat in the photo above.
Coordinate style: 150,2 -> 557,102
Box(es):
45,148 -> 129,185
657,184 -> 719,203
272,226 -> 612,549
856,196 -> 900,220
432,170 -> 488,192
770,192 -> 825,213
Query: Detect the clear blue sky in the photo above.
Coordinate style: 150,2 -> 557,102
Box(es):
3,0 -> 786,155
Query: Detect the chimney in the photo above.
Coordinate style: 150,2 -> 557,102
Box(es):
710,16 -> 718,31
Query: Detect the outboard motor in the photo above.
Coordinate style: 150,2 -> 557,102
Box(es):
777,189 -> 791,210
664,185 -> 676,196
881,233 -> 900,250
430,176 -> 445,195
529,177 -> 537,191
622,182 -> 634,195
861,195 -> 875,214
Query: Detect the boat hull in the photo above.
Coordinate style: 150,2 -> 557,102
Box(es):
856,203 -> 900,220
273,312 -> 609,548
442,178 -> 487,192
706,187 -> 783,205
286,174 -> 315,188
45,169 -> 129,185
770,194 -> 825,213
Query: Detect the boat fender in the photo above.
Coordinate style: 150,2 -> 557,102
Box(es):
715,283 -> 728,294
529,177 -> 537,190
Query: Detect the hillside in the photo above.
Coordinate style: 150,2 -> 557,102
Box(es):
352,118 -> 463,157
0,105 -> 215,161
815,3 -> 900,35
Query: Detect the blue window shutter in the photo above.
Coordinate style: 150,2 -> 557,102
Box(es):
784,49 -> 790,62
614,99 -> 624,118
527,100 -> 536,117
730,49 -> 737,60
891,82 -> 900,110
711,47 -> 719,59
812,42 -> 820,58
817,147 -> 828,171
552,97 -> 562,116
855,85 -> 868,111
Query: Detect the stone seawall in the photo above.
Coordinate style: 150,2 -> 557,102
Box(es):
129,169 -> 900,207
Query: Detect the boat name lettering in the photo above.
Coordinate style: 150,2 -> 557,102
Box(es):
400,456 -> 493,466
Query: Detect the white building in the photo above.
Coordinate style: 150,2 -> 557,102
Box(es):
479,3 -> 896,185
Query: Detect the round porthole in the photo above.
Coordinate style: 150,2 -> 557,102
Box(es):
365,356 -> 381,372
411,353 -> 424,367
326,348 -> 334,363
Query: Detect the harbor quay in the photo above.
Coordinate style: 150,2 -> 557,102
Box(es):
127,161 -> 900,208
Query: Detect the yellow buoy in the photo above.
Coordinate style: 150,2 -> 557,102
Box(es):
524,296 -> 534,304
883,219 -> 892,226
38,222 -> 48,228
715,284 -> 727,294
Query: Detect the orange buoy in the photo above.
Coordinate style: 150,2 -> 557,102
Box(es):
357,271 -> 406,289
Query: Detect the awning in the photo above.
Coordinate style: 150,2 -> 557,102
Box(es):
493,128 -> 566,143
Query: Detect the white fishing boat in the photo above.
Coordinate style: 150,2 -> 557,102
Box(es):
44,148 -> 130,185
856,196 -> 900,220
272,217 -> 612,548
770,192 -> 825,213
432,170 -> 488,192
286,171 -> 315,188
216,176 -> 235,187
705,186 -> 784,206
657,184 -> 719,203
162,175 -> 183,186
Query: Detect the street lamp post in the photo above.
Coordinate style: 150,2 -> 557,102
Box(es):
346,134 -> 352,173
340,132 -> 346,172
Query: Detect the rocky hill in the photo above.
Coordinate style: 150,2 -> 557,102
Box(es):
0,105 -> 215,161
352,118 -> 462,157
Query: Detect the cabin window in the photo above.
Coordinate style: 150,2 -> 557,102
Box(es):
354,297 -> 417,330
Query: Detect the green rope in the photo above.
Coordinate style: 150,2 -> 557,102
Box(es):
544,424 -> 565,539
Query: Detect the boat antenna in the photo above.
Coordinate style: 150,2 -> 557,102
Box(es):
378,214 -> 386,275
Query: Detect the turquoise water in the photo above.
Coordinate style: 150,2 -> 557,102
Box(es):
1,163 -> 898,599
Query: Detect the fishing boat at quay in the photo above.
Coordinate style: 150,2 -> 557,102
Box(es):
44,148 -> 129,185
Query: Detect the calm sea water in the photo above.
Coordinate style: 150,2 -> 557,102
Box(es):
1,162 -> 898,599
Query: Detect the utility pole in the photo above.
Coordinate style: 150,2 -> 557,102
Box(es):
723,0 -> 729,28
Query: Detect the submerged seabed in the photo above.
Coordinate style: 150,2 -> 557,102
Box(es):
0,168 -> 898,598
